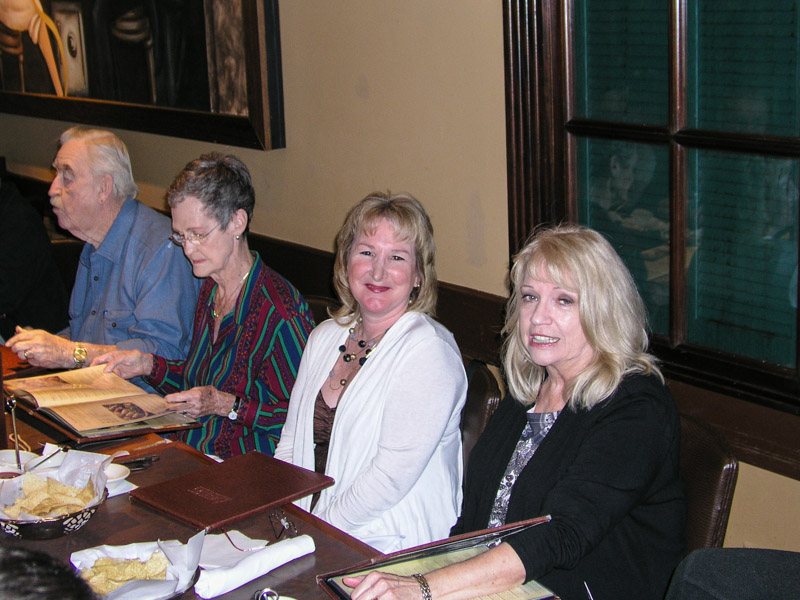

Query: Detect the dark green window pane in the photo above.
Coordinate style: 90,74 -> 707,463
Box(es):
573,0 -> 668,124
688,1 -> 800,136
687,149 -> 798,366
576,138 -> 670,334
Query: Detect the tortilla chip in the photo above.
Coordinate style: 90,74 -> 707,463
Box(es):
80,552 -> 169,596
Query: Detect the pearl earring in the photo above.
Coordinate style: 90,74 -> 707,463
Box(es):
235,234 -> 241,240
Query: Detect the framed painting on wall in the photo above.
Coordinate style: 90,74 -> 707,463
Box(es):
0,0 -> 284,150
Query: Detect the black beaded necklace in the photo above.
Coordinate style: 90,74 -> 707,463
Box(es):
328,320 -> 387,390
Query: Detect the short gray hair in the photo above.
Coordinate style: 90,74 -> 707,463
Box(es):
59,126 -> 138,201
165,152 -> 254,232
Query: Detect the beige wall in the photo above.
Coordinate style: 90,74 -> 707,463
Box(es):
725,463 -> 800,551
0,0 -> 510,296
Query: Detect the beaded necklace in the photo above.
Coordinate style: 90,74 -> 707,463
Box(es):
328,319 -> 387,390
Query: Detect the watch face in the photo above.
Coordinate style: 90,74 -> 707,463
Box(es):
74,344 -> 88,366
227,410 -> 237,420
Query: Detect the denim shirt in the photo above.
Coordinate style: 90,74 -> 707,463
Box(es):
63,198 -> 200,388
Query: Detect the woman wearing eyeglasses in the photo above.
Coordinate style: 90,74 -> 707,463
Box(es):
95,153 -> 315,459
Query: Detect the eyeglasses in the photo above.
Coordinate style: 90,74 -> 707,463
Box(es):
268,508 -> 298,540
169,224 -> 219,246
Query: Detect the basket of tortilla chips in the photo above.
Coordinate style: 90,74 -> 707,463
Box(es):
71,533 -> 204,600
0,470 -> 107,539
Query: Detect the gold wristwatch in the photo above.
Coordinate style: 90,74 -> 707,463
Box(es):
73,342 -> 87,369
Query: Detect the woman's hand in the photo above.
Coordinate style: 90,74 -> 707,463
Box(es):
164,386 -> 235,419
345,543 -> 526,600
93,350 -> 153,379
345,572 -> 424,600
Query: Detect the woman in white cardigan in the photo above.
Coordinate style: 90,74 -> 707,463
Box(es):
274,192 -> 467,553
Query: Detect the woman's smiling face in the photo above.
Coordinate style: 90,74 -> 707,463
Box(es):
347,218 -> 419,328
518,269 -> 595,383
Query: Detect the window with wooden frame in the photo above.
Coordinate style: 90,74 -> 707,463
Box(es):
504,0 -> 800,412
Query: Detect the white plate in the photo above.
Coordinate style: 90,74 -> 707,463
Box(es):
105,463 -> 130,483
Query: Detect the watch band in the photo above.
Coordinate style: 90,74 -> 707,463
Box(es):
72,342 -> 87,369
227,396 -> 242,421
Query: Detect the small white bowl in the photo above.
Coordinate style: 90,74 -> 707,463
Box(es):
104,463 -> 130,483
0,466 -> 23,480
0,450 -> 38,469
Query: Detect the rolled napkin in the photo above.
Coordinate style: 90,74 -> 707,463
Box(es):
194,534 -> 315,599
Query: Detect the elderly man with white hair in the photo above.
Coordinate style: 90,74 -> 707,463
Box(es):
6,126 -> 199,391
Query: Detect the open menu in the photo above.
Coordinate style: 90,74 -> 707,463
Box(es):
4,365 -> 198,440
318,516 -> 557,600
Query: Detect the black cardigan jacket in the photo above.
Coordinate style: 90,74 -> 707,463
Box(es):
452,373 -> 686,600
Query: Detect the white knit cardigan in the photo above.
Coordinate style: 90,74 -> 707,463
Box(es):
275,311 -> 467,552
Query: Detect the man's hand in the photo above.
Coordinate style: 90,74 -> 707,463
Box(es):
5,327 -> 72,369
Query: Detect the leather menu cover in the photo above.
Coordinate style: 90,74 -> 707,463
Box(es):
130,450 -> 334,531
316,516 -> 555,600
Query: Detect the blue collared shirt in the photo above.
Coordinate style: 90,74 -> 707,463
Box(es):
63,198 -> 200,387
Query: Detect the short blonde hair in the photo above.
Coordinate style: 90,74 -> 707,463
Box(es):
502,224 -> 662,410
332,192 -> 437,324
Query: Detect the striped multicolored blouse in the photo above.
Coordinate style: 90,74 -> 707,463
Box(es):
146,252 -> 314,459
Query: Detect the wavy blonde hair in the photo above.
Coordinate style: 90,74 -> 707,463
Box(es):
502,224 -> 662,410
331,191 -> 437,324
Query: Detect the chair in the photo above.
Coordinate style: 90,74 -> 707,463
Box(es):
1,352 -> 6,449
304,294 -> 338,326
50,238 -> 85,294
679,413 -> 739,555
460,359 -> 502,472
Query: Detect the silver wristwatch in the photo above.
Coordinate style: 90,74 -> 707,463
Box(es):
228,396 -> 242,420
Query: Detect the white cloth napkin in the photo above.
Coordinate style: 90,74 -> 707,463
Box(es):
199,531 -> 269,569
194,534 -> 315,599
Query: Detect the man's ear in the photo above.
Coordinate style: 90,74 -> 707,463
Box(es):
96,173 -> 114,204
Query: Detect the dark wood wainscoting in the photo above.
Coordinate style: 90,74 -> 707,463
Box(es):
3,162 -> 799,481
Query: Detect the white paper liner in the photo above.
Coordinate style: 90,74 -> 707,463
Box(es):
70,530 -> 205,600
0,448 -> 121,520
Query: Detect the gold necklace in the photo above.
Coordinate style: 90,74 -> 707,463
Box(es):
211,269 -> 250,320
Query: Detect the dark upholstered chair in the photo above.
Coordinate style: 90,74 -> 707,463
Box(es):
679,413 -> 739,555
304,294 -> 338,326
1,356 -> 6,449
460,359 -> 502,472
50,238 -> 84,295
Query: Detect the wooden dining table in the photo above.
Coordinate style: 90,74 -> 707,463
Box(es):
2,346 -> 380,599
